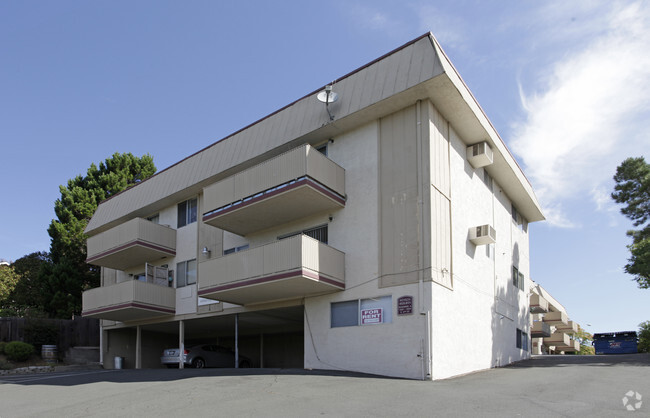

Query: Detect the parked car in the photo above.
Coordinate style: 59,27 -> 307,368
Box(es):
161,344 -> 251,369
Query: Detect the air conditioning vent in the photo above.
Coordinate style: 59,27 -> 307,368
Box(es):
469,224 -> 496,245
467,141 -> 494,168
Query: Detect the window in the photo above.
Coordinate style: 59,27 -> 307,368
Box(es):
147,214 -> 160,224
176,259 -> 197,288
512,265 -> 524,291
483,169 -> 493,191
512,203 -> 526,231
517,328 -> 529,351
315,143 -> 328,156
223,244 -> 249,255
178,198 -> 198,228
279,225 -> 328,244
331,296 -> 392,328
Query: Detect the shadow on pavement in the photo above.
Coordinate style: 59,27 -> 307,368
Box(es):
0,367 -> 400,387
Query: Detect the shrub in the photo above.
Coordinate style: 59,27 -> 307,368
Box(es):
0,341 -> 7,354
4,341 -> 34,362
24,319 -> 59,353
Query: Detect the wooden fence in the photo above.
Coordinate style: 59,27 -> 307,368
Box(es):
0,317 -> 99,352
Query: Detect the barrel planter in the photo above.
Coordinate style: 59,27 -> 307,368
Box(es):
41,345 -> 58,363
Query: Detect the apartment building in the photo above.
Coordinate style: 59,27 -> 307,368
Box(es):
529,281 -> 581,354
81,32 -> 545,380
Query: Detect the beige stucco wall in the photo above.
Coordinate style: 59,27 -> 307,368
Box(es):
429,117 -> 532,379
303,115 -> 430,380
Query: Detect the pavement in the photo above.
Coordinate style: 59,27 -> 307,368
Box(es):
0,354 -> 648,417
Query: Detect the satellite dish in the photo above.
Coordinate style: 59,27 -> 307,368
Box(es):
317,90 -> 339,103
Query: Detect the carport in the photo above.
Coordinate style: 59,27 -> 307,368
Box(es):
103,305 -> 304,369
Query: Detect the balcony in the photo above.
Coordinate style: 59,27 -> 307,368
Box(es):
86,218 -> 176,270
531,321 -> 552,338
544,331 -> 571,347
556,339 -> 581,352
198,234 -> 345,305
542,311 -> 568,326
82,280 -> 176,322
555,320 -> 578,334
529,293 -> 549,313
202,145 -> 345,236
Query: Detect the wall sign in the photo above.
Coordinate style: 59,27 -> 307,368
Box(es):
361,308 -> 383,325
397,296 -> 414,315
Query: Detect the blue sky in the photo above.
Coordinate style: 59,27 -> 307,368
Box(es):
1,1 -> 648,334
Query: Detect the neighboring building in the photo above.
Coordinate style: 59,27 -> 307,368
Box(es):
529,281 -> 581,354
81,32 -> 545,380
0,259 -> 10,266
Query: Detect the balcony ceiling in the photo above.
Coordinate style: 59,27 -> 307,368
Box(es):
203,181 -> 345,236
199,269 -> 344,306
82,303 -> 175,322
87,242 -> 175,270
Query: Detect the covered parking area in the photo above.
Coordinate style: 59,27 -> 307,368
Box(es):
102,305 -> 304,370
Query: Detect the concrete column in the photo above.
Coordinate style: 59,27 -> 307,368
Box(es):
99,323 -> 104,366
179,320 -> 185,369
135,325 -> 142,369
260,333 -> 264,368
234,314 -> 239,368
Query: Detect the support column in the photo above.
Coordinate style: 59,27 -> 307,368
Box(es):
260,333 -> 264,368
99,323 -> 104,366
179,320 -> 185,369
234,314 -> 239,368
135,325 -> 142,369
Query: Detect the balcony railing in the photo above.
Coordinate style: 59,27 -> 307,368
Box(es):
82,280 -> 176,322
202,144 -> 346,235
543,331 -> 571,347
198,234 -> 345,305
531,321 -> 552,338
86,218 -> 176,270
555,320 -> 578,334
542,310 -> 568,326
529,293 -> 549,314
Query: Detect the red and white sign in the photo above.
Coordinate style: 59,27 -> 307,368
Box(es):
361,308 -> 383,325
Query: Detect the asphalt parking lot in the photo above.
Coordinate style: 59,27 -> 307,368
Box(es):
0,354 -> 648,417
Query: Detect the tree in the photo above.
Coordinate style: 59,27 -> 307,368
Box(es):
574,326 -> 594,355
612,157 -> 650,289
42,152 -> 156,318
2,252 -> 51,317
0,264 -> 19,309
638,321 -> 650,353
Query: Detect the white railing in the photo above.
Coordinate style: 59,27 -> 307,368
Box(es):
203,144 -> 345,214
87,217 -> 176,261
82,280 -> 175,313
198,235 -> 345,291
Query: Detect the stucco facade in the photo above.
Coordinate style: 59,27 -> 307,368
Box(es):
82,33 -> 545,380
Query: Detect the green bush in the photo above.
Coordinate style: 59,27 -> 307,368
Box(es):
4,341 -> 34,362
0,341 -> 7,355
24,319 -> 59,353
